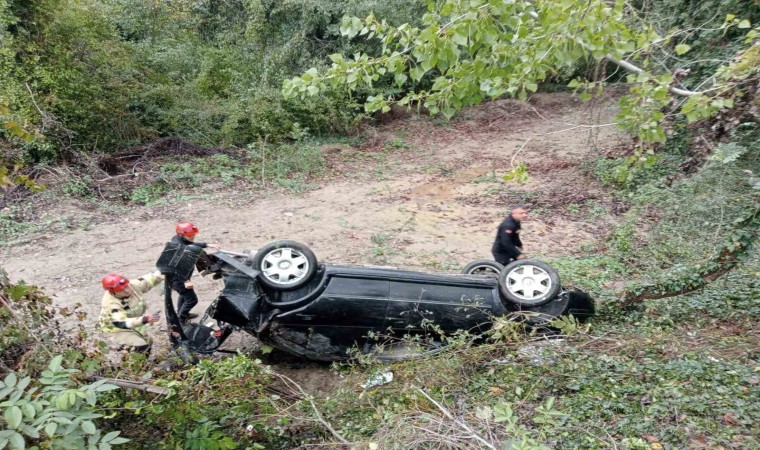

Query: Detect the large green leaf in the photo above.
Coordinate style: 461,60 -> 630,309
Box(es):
8,431 -> 24,450
81,420 -> 96,434
5,406 -> 23,429
4,374 -> 17,388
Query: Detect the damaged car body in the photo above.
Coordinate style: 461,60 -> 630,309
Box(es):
156,240 -> 595,362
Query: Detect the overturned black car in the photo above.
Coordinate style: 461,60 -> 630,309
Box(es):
156,240 -> 595,362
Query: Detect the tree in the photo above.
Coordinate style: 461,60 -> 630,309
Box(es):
283,0 -> 760,304
283,0 -> 757,151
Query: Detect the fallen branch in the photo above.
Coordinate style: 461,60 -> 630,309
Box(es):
619,203 -> 759,305
509,138 -> 531,170
0,291 -> 54,360
269,370 -> 349,445
95,172 -> 154,183
416,387 -> 497,450
91,376 -> 170,395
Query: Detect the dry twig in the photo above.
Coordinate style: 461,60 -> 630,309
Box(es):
269,370 -> 349,445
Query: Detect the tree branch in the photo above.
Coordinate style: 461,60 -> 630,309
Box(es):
91,377 -> 170,395
602,55 -> 703,96
510,138 -> 531,170
619,203 -> 760,305
522,11 -> 708,97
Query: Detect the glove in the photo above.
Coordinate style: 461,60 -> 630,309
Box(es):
143,313 -> 161,324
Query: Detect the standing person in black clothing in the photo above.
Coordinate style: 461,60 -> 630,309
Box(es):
171,222 -> 217,323
491,207 -> 529,265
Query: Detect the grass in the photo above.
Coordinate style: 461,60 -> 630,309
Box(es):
369,232 -> 401,265
0,201 -> 87,245
306,254 -> 760,449
412,249 -> 463,271
0,211 -> 39,244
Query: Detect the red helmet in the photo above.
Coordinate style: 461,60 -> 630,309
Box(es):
176,222 -> 199,237
102,273 -> 130,292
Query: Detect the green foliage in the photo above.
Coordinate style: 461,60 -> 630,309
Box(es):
619,142 -> 757,274
0,270 -> 56,370
61,175 -> 93,198
615,75 -> 671,144
128,183 -> 169,206
99,354 -> 279,449
1,0 -> 426,162
124,140 -> 326,205
190,354 -> 262,385
0,356 -> 126,450
0,208 -> 38,242
182,419 -> 237,450
502,162 -> 529,185
0,164 -> 45,199
287,0 -> 657,113
607,218 -> 636,254
590,151 -> 682,190
634,0 -> 760,89
613,253 -> 760,328
544,254 -> 628,296
287,0 -> 758,159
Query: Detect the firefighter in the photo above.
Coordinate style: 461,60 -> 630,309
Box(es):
99,271 -> 164,354
491,207 -> 529,265
170,222 -> 217,323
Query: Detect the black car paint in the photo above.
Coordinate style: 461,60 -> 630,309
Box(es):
157,242 -> 595,361
242,264 -> 590,360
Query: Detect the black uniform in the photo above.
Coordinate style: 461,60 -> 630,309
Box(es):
491,214 -> 523,265
170,235 -> 207,320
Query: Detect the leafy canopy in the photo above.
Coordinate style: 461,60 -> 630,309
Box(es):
284,0 -> 755,147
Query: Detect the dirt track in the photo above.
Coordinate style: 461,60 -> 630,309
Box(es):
1,93 -> 625,347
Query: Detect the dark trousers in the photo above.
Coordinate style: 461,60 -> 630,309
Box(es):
171,279 -> 198,319
492,251 -> 515,266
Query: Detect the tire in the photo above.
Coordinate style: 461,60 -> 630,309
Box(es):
252,240 -> 318,290
498,259 -> 561,307
462,259 -> 504,277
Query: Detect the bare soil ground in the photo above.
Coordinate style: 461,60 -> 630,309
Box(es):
0,93 -> 626,374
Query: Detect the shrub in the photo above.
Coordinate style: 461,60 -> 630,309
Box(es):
0,357 -> 127,450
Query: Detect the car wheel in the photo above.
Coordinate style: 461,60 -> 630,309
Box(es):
252,240 -> 318,290
462,259 -> 504,277
498,259 -> 561,307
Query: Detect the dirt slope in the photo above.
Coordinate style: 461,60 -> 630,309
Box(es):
0,93 -> 626,343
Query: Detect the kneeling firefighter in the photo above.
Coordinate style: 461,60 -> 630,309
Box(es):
99,271 -> 164,354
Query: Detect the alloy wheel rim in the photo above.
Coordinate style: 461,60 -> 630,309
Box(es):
505,265 -> 552,301
261,247 -> 310,286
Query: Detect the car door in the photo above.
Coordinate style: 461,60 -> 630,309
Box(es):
274,274 -> 390,346
387,274 -> 501,334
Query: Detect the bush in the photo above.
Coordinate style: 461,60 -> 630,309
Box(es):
0,356 -> 127,450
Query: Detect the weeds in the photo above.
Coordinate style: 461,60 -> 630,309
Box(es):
0,209 -> 38,243
62,175 -> 94,198
384,139 -> 409,151
415,249 -> 462,271
118,139 -> 328,205
369,232 -> 400,264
